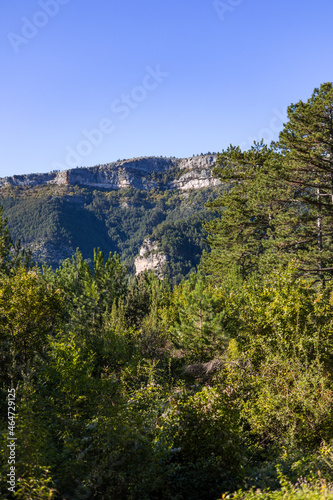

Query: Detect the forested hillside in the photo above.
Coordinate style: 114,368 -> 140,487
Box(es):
1,83 -> 333,500
0,156 -> 222,282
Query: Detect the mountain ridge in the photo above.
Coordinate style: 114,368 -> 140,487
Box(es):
0,154 -> 222,280
0,155 -> 219,191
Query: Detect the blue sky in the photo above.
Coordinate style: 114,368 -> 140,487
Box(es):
0,0 -> 332,177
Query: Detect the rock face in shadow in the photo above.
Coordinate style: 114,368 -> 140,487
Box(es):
0,155 -> 220,191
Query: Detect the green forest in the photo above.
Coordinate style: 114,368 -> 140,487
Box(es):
0,178 -> 223,281
1,82 -> 333,499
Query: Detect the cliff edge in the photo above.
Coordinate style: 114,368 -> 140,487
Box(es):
0,155 -> 219,191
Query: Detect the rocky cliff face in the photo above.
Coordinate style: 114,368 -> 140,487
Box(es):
170,155 -> 220,190
134,239 -> 168,278
0,155 -> 219,191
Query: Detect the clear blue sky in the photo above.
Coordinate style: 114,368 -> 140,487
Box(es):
0,0 -> 332,177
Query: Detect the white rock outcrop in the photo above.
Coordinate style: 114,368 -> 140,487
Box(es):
169,155 -> 220,190
134,239 -> 168,277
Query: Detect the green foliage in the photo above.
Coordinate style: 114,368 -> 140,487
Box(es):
229,265 -> 333,367
53,247 -> 127,329
242,353 -> 333,450
0,183 -> 222,281
0,205 -> 31,276
202,83 -> 333,283
201,142 -> 286,280
276,82 -> 333,281
156,386 -> 243,499
228,480 -> 333,500
0,266 -> 63,387
2,85 -> 333,499
172,273 -> 229,362
15,466 -> 57,500
153,212 -> 212,282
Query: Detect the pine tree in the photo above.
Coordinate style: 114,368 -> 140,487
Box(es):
55,248 -> 128,328
277,82 -> 333,282
202,83 -> 333,283
201,142 -> 290,280
173,274 -> 227,362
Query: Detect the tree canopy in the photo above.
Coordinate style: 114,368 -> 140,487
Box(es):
202,82 -> 333,284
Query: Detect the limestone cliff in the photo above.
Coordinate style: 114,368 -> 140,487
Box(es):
134,239 -> 168,278
0,155 -> 219,191
170,155 -> 220,190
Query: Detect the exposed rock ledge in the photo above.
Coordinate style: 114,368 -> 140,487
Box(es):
134,239 -> 168,277
170,155 -> 220,190
0,155 -> 220,191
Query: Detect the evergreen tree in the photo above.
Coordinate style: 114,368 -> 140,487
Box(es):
173,274 -> 227,362
202,83 -> 333,283
277,82 -> 333,281
201,143 -> 290,280
54,248 -> 128,332
0,206 -> 31,275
